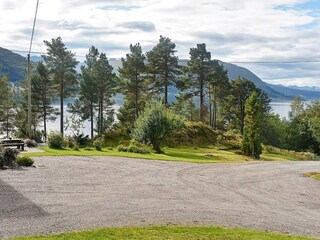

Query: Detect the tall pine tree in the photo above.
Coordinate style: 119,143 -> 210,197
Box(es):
118,43 -> 146,127
146,36 -> 179,106
43,37 -> 79,136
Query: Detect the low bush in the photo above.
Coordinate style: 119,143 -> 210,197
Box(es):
16,156 -> 34,167
117,140 -> 150,154
104,128 -> 131,147
25,139 -> 38,147
65,136 -> 79,150
48,132 -> 64,149
93,137 -> 104,151
74,134 -> 90,147
117,144 -> 127,152
263,145 -> 316,160
2,148 -> 19,167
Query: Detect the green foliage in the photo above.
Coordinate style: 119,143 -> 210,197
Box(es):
93,137 -> 104,151
16,156 -> 34,167
117,140 -> 150,154
226,77 -> 270,134
165,121 -> 217,147
103,128 -> 131,147
65,136 -> 79,150
263,145 -> 315,161
186,43 -> 212,122
132,101 -> 184,153
117,144 -> 127,152
118,43 -> 147,125
73,134 -> 90,147
48,131 -> 65,149
43,37 -> 79,135
242,92 -> 263,159
0,75 -> 16,138
1,148 -> 19,167
146,36 -> 180,105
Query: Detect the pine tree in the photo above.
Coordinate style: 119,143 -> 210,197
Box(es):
118,43 -> 146,126
43,37 -> 79,136
187,43 -> 211,122
208,60 -> 230,129
78,46 -> 99,139
93,53 -> 117,136
31,62 -> 58,140
0,75 -> 15,138
242,91 -> 263,159
146,36 -> 179,106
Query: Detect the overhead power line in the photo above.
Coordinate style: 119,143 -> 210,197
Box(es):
5,48 -> 320,64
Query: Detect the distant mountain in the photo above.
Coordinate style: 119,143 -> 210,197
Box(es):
2,47 -> 320,101
285,85 -> 320,92
0,47 -> 26,82
268,84 -> 320,100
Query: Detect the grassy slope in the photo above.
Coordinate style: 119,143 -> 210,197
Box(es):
10,226 -> 318,240
305,172 -> 320,181
23,146 -> 305,163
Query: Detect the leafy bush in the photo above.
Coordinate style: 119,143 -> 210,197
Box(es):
263,145 -> 315,160
65,136 -> 79,149
2,148 -> 19,167
117,140 -> 150,154
16,156 -> 34,167
117,144 -> 127,152
74,134 -> 90,147
48,131 -> 64,149
93,137 -> 104,151
84,147 -> 94,151
103,128 -> 131,147
132,101 -> 184,153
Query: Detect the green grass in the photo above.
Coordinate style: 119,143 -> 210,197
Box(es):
23,147 -> 251,163
260,153 -> 298,161
9,226 -> 318,240
22,146 -> 308,163
304,172 -> 320,181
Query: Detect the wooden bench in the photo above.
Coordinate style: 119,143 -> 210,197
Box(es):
0,139 -> 25,151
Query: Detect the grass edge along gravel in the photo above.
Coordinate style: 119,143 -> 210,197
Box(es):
304,172 -> 320,181
9,226 -> 319,240
22,146 -> 312,163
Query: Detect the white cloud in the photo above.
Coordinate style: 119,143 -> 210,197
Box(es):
0,0 -> 319,86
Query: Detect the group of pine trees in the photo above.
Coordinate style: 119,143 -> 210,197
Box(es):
0,35 -> 272,158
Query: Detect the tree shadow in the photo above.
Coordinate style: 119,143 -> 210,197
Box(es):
0,179 -> 47,219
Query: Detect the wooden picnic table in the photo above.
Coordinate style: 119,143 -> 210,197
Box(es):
0,139 -> 25,151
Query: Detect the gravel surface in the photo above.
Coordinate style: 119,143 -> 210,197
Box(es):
0,156 -> 320,239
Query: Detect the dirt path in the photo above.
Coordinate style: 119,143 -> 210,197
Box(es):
1,156 -> 320,239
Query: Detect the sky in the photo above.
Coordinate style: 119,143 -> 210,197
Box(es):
0,0 -> 319,87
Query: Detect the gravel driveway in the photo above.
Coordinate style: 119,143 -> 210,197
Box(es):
1,156 -> 320,239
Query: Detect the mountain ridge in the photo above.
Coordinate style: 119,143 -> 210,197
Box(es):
1,47 -> 320,101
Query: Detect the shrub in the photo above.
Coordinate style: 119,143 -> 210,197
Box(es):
132,101 -> 184,153
74,134 -> 90,147
25,139 -> 38,147
93,137 -> 104,151
48,131 -> 64,149
2,148 -> 19,167
84,147 -> 93,151
103,128 -> 131,147
65,136 -> 78,149
16,156 -> 34,167
117,144 -> 127,152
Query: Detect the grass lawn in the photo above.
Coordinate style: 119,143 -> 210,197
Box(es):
304,172 -> 320,181
23,146 -> 307,163
23,146 -> 251,163
10,226 -> 318,240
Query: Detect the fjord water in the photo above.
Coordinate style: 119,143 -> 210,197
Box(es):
45,102 -> 293,137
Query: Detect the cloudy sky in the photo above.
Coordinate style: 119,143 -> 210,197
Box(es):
1,0 -> 319,86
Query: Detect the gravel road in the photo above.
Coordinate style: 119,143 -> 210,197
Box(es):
1,156 -> 320,239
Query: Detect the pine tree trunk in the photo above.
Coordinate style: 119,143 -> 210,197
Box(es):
60,79 -> 64,136
43,105 -> 47,142
90,102 -> 94,139
200,78 -> 205,122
